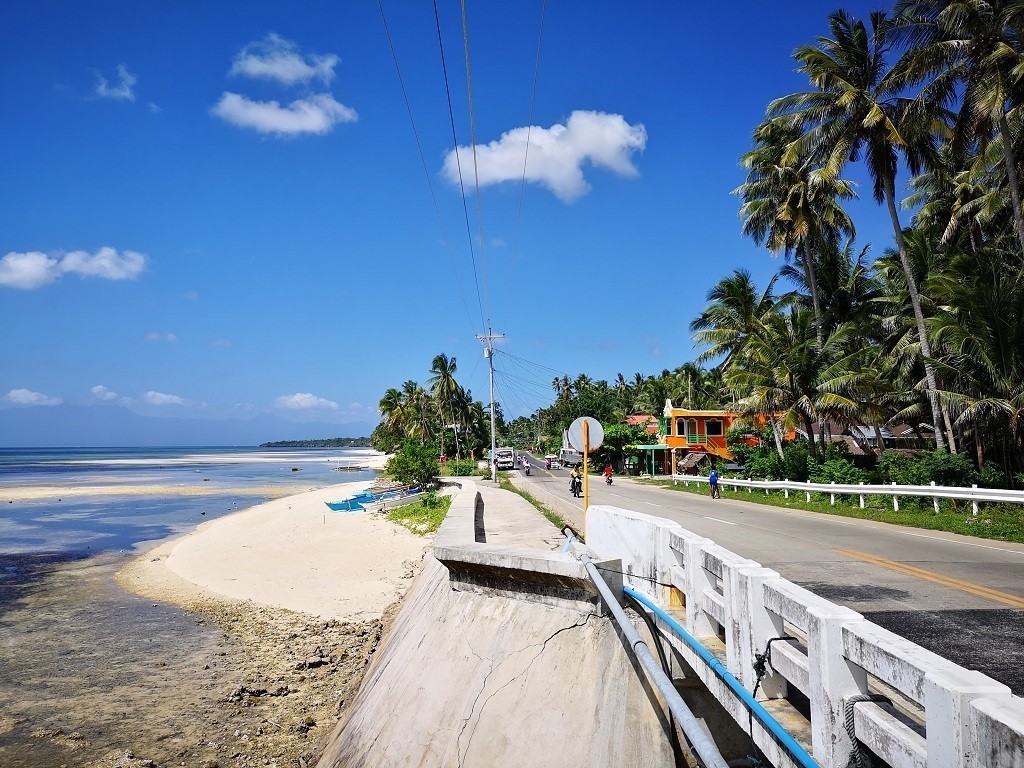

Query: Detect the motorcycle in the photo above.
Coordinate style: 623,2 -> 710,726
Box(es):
569,475 -> 582,498
545,459 -> 552,470
605,473 -> 613,485
524,464 -> 531,476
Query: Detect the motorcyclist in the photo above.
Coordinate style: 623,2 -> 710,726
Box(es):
569,467 -> 581,498
603,464 -> 613,484
523,459 -> 531,476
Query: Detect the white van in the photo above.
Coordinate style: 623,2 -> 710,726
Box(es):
493,447 -> 516,470
559,447 -> 583,468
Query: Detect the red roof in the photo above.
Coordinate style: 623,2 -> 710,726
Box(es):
626,414 -> 659,434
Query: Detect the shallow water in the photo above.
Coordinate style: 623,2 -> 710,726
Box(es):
0,446 -> 380,766
0,551 -> 230,767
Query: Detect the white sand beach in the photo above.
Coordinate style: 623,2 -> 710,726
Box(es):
119,479 -> 426,620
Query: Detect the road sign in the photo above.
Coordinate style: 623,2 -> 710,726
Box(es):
567,417 -> 604,452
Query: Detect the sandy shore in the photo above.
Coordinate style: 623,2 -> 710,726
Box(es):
119,480 -> 425,621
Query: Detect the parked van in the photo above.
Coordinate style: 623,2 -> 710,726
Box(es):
559,447 -> 583,468
493,447 -> 516,470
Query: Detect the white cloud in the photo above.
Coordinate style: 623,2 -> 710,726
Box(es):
90,385 -> 118,401
61,247 -> 146,280
274,392 -> 339,410
0,247 -> 147,290
348,402 -> 362,410
148,102 -> 161,113
0,252 -> 60,290
145,332 -> 177,343
94,64 -> 137,102
442,110 -> 647,202
211,92 -> 356,137
6,388 -> 63,406
143,390 -> 202,407
230,33 -> 338,85
208,338 -> 232,348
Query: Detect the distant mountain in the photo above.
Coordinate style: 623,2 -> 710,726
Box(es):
0,404 -> 375,447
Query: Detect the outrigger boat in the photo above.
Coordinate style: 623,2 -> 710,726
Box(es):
325,485 -> 421,512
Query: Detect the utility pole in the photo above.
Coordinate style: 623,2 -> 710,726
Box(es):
476,329 -> 505,482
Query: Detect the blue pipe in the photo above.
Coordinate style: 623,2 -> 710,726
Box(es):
624,585 -> 819,768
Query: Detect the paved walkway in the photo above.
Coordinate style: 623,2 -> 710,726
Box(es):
447,477 -> 564,551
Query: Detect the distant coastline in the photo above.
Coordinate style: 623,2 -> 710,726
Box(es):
259,436 -> 372,448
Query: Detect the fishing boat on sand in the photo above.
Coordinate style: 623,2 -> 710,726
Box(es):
325,485 -> 421,512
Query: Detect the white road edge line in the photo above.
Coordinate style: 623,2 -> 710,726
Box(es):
702,516 -> 737,526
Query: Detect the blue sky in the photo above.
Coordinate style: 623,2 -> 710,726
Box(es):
1,0 -> 896,433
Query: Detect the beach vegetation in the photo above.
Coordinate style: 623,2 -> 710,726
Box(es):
386,490 -> 451,535
373,354 -> 499,462
385,438 -> 441,489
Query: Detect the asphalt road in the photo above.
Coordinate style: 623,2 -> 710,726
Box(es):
511,455 -> 1024,694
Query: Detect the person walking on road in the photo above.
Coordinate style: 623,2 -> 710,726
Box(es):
709,466 -> 720,499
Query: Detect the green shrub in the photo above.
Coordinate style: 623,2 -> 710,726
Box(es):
878,449 -> 977,488
385,439 -> 441,488
809,457 -> 868,485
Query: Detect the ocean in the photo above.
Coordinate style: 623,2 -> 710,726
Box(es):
0,445 -> 381,767
0,445 -> 379,561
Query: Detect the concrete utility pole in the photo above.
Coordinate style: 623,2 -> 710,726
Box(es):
476,330 -> 505,482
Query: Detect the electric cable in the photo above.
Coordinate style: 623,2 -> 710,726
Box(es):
376,0 -> 480,336
432,0 -> 487,330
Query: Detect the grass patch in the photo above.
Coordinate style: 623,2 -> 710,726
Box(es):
638,478 -> 1024,544
498,476 -> 571,532
385,491 -> 452,536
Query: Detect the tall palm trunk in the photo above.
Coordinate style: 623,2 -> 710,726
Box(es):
803,240 -> 824,347
997,111 -> 1024,258
769,413 -> 785,459
884,180 -> 947,452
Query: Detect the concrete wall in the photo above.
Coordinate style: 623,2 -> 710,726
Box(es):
316,482 -> 678,768
586,504 -> 1024,768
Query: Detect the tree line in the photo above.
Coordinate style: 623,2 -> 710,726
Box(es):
371,353 -> 502,460
713,2 -> 1024,487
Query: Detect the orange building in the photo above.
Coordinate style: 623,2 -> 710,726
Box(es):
659,400 -> 739,472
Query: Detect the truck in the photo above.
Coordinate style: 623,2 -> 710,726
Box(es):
559,447 -> 583,468
493,447 -> 516,470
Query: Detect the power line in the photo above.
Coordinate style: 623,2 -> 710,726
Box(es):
460,0 -> 492,328
432,0 -> 487,330
377,0 -> 479,336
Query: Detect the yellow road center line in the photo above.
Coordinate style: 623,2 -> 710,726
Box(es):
834,549 -> 1024,609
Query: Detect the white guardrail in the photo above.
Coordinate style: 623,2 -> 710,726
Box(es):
586,505 -> 1024,768
670,474 -> 1024,514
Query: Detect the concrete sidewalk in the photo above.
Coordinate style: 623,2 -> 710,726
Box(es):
445,477 -> 564,551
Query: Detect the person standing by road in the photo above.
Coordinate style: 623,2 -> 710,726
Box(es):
709,465 -> 720,499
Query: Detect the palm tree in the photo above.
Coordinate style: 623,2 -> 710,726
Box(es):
690,269 -> 781,369
767,9 -> 948,450
736,120 -> 857,343
428,353 -> 462,458
895,0 -> 1024,256
727,307 -> 865,459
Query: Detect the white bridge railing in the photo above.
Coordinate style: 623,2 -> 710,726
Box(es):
586,505 -> 1024,768
670,474 -> 1024,514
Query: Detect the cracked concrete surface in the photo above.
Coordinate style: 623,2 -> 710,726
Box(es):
316,556 -> 676,767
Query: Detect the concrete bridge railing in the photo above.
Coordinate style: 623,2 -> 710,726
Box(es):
585,505 -> 1024,768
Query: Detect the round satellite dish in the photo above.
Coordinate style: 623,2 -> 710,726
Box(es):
568,416 -> 604,452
